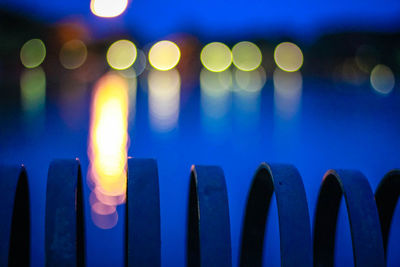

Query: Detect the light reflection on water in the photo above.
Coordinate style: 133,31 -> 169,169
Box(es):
148,68 -> 181,132
88,71 -> 132,229
200,68 -> 232,119
273,68 -> 302,120
233,67 -> 266,130
20,67 -> 46,132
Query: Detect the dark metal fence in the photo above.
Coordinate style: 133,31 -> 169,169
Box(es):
0,159 -> 398,266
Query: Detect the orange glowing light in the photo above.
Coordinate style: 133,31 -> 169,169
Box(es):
88,72 -> 129,228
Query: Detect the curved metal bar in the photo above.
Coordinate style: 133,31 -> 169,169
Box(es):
375,169 -> 400,257
239,163 -> 312,267
187,165 -> 232,267
45,159 -> 85,267
0,165 -> 30,267
126,158 -> 161,267
313,170 -> 385,267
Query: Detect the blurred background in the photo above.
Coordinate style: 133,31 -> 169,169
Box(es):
0,0 -> 400,266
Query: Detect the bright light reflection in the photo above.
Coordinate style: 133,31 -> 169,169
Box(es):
91,207 -> 118,229
20,67 -> 46,114
234,67 -> 266,93
88,72 -> 129,228
91,201 -> 117,215
59,40 -> 88,70
90,0 -> 128,18
148,69 -> 181,131
118,69 -> 138,126
133,49 -> 147,76
149,41 -> 181,71
370,64 -> 395,94
20,39 -> 46,68
107,40 -> 137,70
233,68 -> 265,128
273,68 -> 302,119
200,42 -> 232,72
274,42 -> 303,72
200,68 -> 232,118
232,41 -> 262,71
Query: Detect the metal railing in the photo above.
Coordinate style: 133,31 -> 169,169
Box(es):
0,159 -> 398,266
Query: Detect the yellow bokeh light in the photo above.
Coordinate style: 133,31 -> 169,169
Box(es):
89,72 -> 129,198
20,67 -> 46,113
232,41 -> 262,71
107,40 -> 137,70
148,40 -> 181,71
90,0 -> 128,18
200,42 -> 232,72
20,39 -> 46,68
59,40 -> 88,70
274,42 -> 303,72
148,69 -> 181,131
370,64 -> 395,94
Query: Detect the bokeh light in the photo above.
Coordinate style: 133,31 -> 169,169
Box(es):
200,42 -> 232,72
370,64 -> 395,94
118,69 -> 138,126
233,69 -> 264,128
90,207 -> 119,229
132,49 -> 147,76
274,42 -> 303,72
341,57 -> 366,85
107,40 -> 137,70
20,39 -> 46,68
234,67 -> 266,93
273,68 -> 302,119
232,41 -> 262,71
20,67 -> 46,113
88,72 -> 130,228
89,72 -> 129,196
355,45 -> 380,73
148,40 -> 181,71
148,69 -> 181,131
59,39 -> 88,69
90,0 -> 128,18
200,68 -> 232,119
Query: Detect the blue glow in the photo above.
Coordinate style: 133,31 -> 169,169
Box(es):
1,0 -> 399,41
1,77 -> 400,265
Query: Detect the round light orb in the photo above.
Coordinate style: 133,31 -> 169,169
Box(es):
59,40 -> 88,70
274,42 -> 303,72
232,41 -> 262,71
370,64 -> 395,94
200,42 -> 232,72
20,39 -> 46,68
107,40 -> 137,70
90,0 -> 128,18
148,40 -> 181,71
